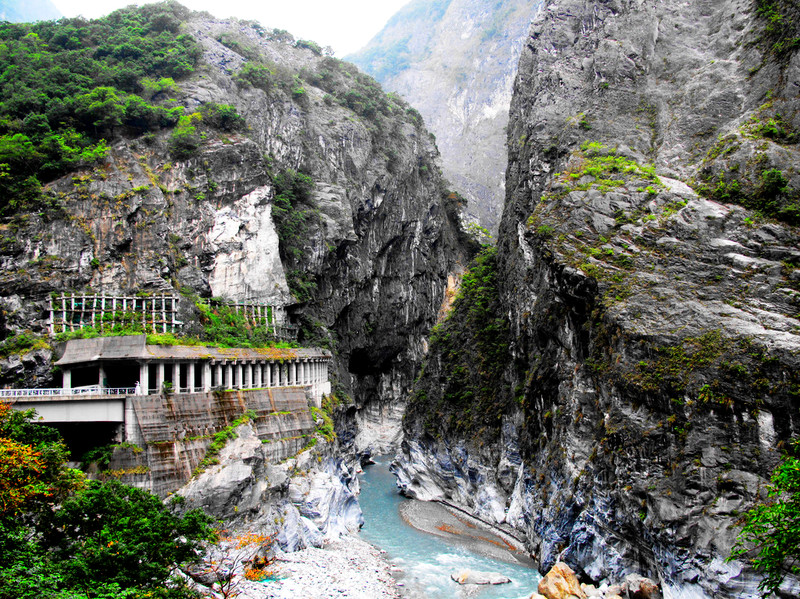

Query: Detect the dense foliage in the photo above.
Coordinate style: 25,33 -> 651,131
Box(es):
0,403 -> 213,599
0,1 -> 201,213
731,440 -> 800,595
271,169 -> 319,303
407,246 -> 511,439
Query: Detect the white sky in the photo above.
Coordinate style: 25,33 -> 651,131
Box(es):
52,0 -> 409,56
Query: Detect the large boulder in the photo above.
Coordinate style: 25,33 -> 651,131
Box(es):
450,569 -> 511,585
538,562 -> 586,599
625,574 -> 661,599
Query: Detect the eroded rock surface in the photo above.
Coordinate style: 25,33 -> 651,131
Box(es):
179,423 -> 362,551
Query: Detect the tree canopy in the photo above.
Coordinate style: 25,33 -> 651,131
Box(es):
0,402 -> 213,599
0,2 -> 200,214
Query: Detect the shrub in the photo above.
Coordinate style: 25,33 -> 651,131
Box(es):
199,103 -> 246,132
169,113 -> 203,159
234,62 -> 273,92
730,440 -> 800,594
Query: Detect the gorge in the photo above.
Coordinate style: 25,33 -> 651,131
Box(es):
0,1 -> 798,598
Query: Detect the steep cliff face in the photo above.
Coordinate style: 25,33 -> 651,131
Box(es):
0,7 -> 468,417
398,1 -> 800,596
349,0 -> 542,233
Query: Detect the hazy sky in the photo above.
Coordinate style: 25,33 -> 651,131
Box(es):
51,0 -> 409,56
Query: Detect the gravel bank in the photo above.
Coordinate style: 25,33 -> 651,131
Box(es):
399,500 -> 534,567
240,536 -> 402,599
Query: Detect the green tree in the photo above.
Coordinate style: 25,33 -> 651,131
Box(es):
75,86 -> 125,135
0,405 -> 212,599
731,440 -> 800,595
42,480 -> 214,590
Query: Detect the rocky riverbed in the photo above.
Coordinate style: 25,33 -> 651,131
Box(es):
228,536 -> 402,599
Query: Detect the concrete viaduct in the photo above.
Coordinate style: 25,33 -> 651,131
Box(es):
2,335 -> 332,442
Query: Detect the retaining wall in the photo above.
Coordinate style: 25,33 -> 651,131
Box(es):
105,387 -> 315,496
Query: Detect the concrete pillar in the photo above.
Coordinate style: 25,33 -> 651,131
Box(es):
98,363 -> 106,389
266,363 -> 272,387
244,363 -> 251,389
188,362 -> 196,393
288,361 -> 295,385
226,364 -> 233,389
172,363 -> 179,392
216,364 -> 223,388
235,363 -> 242,389
139,363 -> 148,395
157,363 -> 165,393
203,363 -> 212,391
253,362 -> 261,388
62,368 -> 71,391
124,397 -> 144,445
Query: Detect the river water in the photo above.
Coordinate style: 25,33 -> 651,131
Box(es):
357,456 -> 542,598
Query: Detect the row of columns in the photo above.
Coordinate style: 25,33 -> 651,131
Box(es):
140,358 -> 329,395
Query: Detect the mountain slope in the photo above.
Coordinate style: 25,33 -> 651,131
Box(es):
349,0 -> 542,234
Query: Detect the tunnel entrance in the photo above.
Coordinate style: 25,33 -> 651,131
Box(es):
47,422 -> 122,462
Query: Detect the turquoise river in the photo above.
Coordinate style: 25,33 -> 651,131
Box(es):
357,456 -> 542,598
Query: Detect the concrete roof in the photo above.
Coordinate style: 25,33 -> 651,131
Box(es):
55,335 -> 331,366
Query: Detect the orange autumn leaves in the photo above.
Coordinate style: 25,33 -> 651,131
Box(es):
0,403 -> 54,515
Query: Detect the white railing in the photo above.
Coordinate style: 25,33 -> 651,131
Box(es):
0,386 -> 137,398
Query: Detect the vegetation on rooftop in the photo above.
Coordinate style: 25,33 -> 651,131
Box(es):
53,295 -> 298,349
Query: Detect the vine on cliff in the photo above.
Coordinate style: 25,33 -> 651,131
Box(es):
754,0 -> 800,59
271,169 -> 319,303
407,246 -> 511,440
